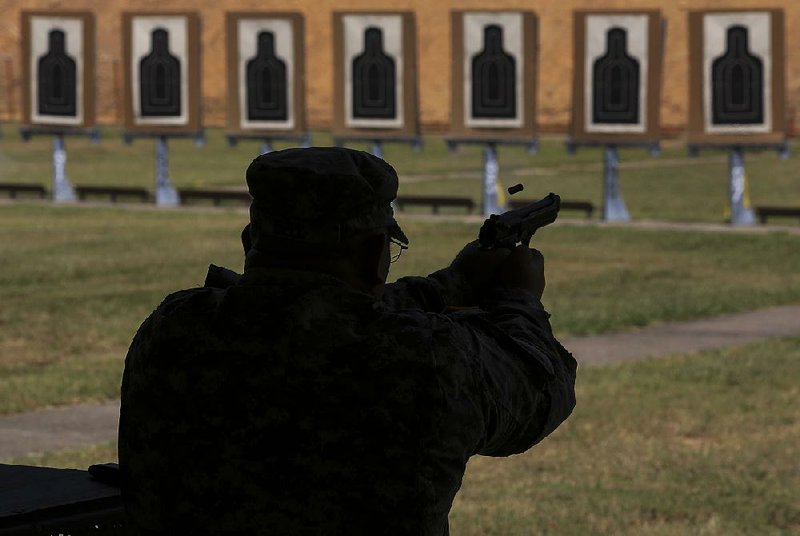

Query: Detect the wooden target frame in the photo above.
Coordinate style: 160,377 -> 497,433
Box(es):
225,12 -> 306,140
448,10 -> 538,143
21,11 -> 96,132
121,11 -> 202,136
571,10 -> 664,145
332,11 -> 419,141
687,9 -> 786,147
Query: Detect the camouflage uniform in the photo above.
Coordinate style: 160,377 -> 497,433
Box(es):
119,148 -> 577,535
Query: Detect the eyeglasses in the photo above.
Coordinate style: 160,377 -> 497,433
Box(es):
389,237 -> 408,263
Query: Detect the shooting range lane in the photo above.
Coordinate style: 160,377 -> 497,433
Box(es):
1,304 -> 798,460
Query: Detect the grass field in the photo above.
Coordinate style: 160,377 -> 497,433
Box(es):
1,132 -> 798,534
9,337 -> 798,535
1,124 -> 799,223
1,203 -> 799,415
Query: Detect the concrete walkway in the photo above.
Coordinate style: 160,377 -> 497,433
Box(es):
1,304 -> 798,460
562,304 -> 800,365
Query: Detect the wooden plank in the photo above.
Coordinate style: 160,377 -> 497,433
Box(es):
177,189 -> 252,205
74,186 -> 149,202
508,198 -> 594,218
0,184 -> 47,199
755,205 -> 800,223
0,464 -> 120,524
394,195 -> 474,213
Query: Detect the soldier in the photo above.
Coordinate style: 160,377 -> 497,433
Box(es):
119,147 -> 577,535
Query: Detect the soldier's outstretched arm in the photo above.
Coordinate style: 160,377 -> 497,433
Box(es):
426,244 -> 576,455
383,240 -> 544,312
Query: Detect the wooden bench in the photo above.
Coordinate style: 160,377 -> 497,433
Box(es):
394,195 -> 475,214
0,464 -> 123,535
755,206 -> 800,224
178,188 -> 252,207
508,199 -> 595,219
0,183 -> 47,199
75,185 -> 150,203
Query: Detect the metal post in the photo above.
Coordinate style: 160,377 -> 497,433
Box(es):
779,143 -> 790,160
370,141 -> 384,160
52,134 -> 76,202
603,145 -> 630,222
728,148 -> 755,225
155,136 -> 179,206
260,141 -> 273,155
483,143 -> 501,215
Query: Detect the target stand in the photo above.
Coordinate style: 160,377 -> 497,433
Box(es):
687,9 -> 788,226
332,12 -> 421,160
20,11 -> 98,202
447,10 -> 539,215
569,10 -> 666,222
225,12 -> 310,156
121,12 -> 203,206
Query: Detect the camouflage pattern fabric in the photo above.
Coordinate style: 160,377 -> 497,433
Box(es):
119,264 -> 577,535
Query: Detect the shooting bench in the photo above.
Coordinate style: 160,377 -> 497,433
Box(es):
75,186 -> 150,203
0,183 -> 47,199
0,464 -> 123,535
755,206 -> 800,224
508,199 -> 595,219
177,188 -> 252,207
394,195 -> 475,214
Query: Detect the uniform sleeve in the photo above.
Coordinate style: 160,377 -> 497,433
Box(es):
436,288 -> 577,457
382,267 -> 474,312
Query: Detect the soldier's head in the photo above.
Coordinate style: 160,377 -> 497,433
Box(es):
244,147 -> 409,298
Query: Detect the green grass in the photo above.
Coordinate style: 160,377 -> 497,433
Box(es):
450,336 -> 800,535
10,337 -> 799,535
7,441 -> 117,469
1,124 -> 798,222
1,203 -> 799,414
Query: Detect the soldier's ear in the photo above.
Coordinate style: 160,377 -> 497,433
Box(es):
357,233 -> 389,284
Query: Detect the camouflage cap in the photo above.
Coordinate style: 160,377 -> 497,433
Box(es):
246,147 -> 408,248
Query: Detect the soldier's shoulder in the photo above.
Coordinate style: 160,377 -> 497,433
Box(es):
155,286 -> 224,316
132,287 -> 225,342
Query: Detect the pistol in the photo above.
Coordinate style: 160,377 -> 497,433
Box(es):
478,191 -> 561,250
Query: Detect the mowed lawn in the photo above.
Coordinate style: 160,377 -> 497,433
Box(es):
10,338 -> 799,535
1,203 -> 800,415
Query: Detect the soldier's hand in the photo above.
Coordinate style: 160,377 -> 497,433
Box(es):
451,242 -> 546,301
450,240 -> 512,296
494,244 -> 546,300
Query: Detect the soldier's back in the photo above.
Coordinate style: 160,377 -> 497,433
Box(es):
120,266 -> 467,535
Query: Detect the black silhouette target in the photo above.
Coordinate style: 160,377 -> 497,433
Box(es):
127,14 -> 196,129
352,27 -> 396,120
696,11 -> 778,137
471,25 -> 516,119
711,26 -> 763,125
592,28 -> 640,124
25,13 -> 91,127
245,31 -> 288,121
37,29 -> 77,116
139,28 -> 182,117
340,14 -> 406,129
460,12 -> 525,129
578,13 -> 653,137
230,15 -> 301,132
